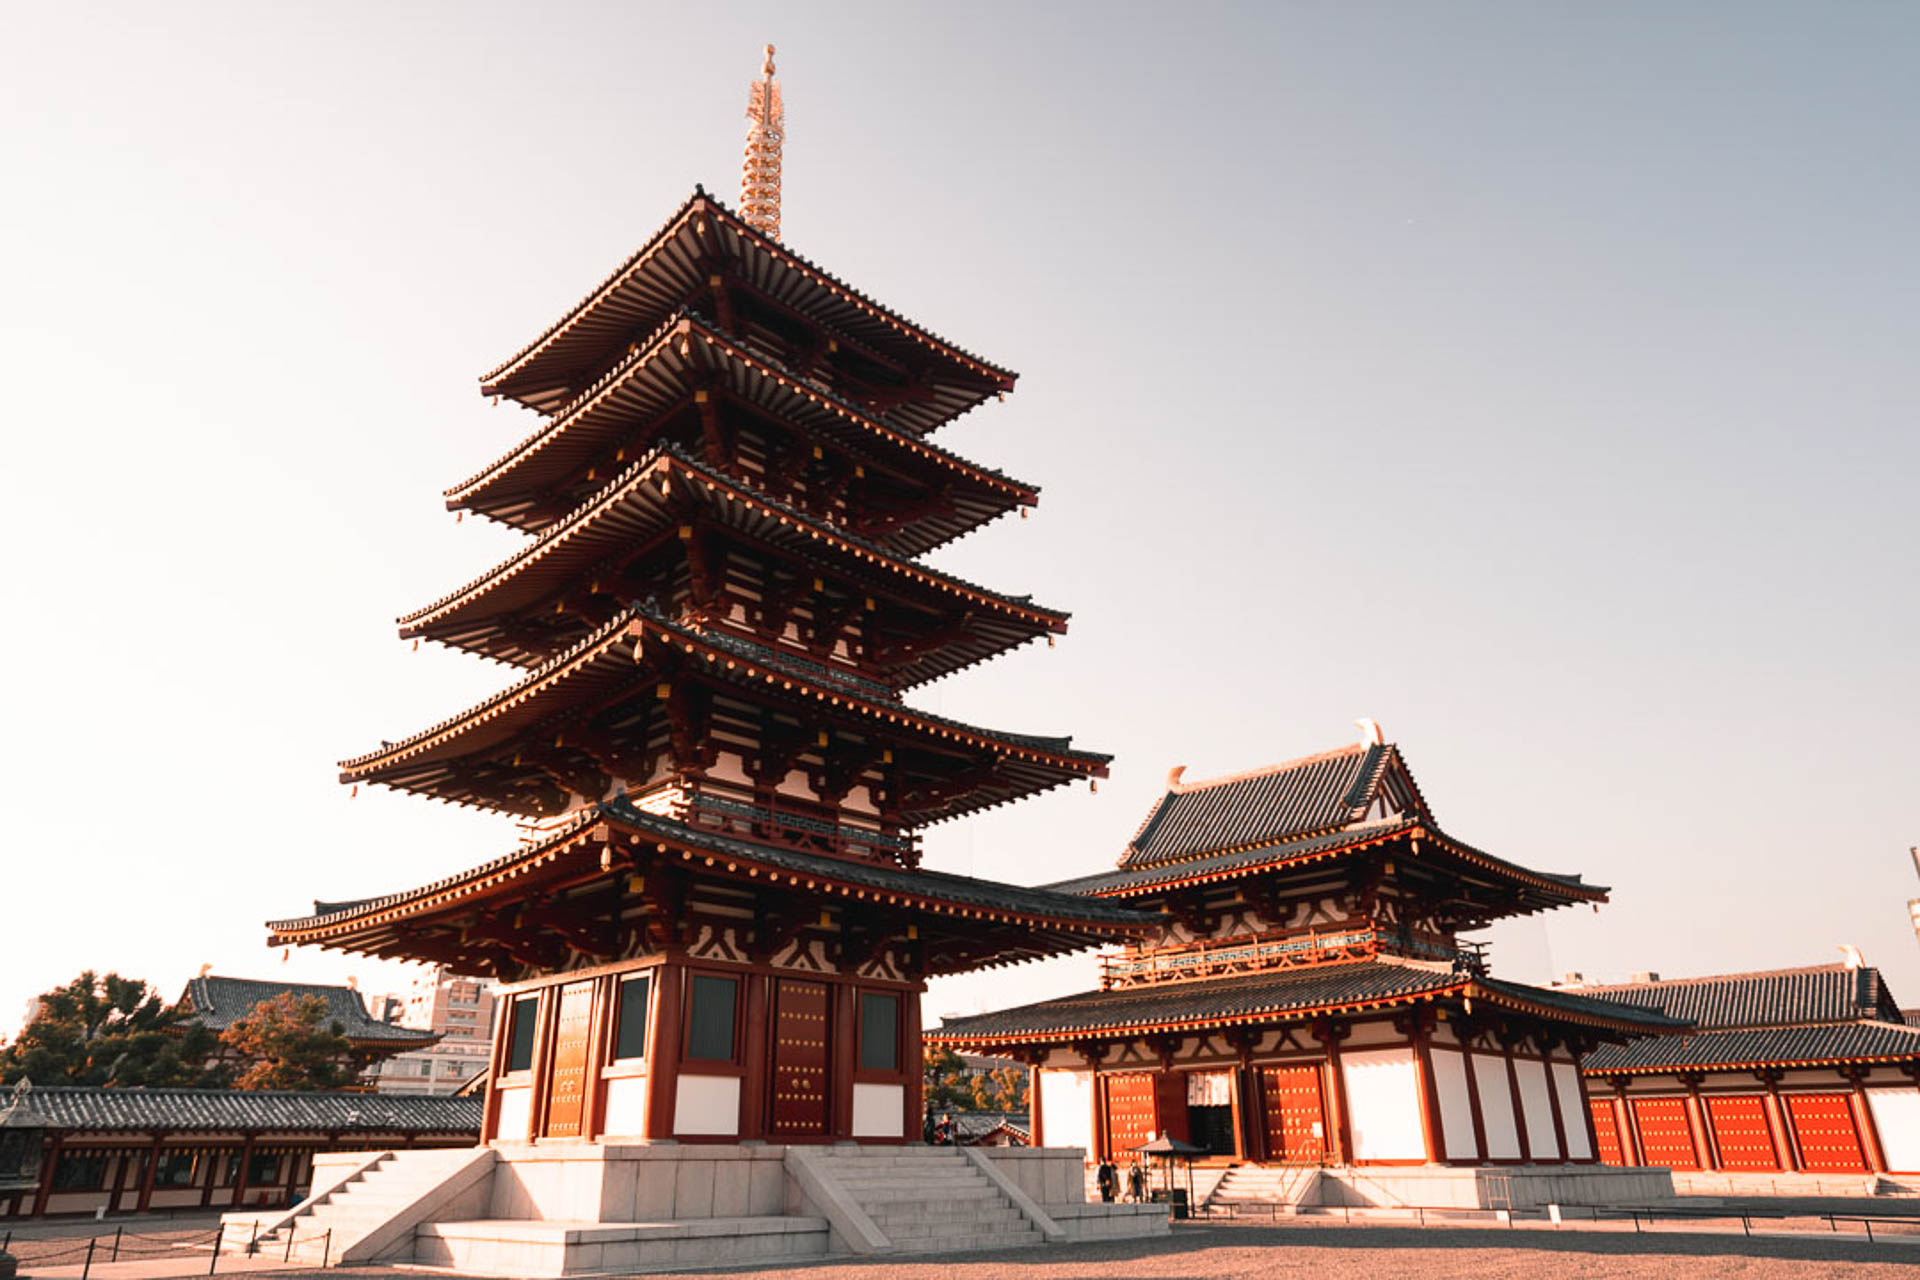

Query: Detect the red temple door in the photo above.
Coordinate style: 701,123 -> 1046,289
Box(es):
1260,1066 -> 1326,1162
1787,1094 -> 1867,1172
541,981 -> 595,1138
1151,1072 -> 1191,1145
1707,1097 -> 1780,1171
1631,1098 -> 1700,1169
771,978 -> 830,1138
1589,1098 -> 1626,1165
1103,1073 -> 1157,1159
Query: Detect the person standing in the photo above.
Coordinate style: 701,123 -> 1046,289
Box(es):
1096,1159 -> 1117,1203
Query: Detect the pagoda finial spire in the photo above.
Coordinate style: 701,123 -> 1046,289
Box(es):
741,43 -> 784,240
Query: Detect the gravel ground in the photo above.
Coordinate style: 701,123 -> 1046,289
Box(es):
1,1223 -> 223,1269
7,1213 -> 1918,1279
231,1220 -> 1920,1280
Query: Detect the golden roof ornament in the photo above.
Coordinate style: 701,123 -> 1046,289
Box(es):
741,44 -> 784,240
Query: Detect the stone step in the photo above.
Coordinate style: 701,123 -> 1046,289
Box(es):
892,1224 -> 1042,1249
843,1184 -> 1001,1203
866,1203 -> 1022,1226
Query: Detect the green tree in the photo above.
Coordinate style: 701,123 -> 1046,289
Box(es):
220,993 -> 358,1091
0,971 -> 224,1087
922,1044 -> 973,1112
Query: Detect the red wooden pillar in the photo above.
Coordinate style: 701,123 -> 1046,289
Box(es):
1846,1072 -> 1889,1173
1461,1043 -> 1490,1163
1541,1051 -> 1571,1161
582,975 -> 614,1142
1414,1030 -> 1445,1164
1312,1020 -> 1353,1165
830,976 -> 858,1140
30,1131 -> 64,1217
1027,1061 -> 1045,1147
1577,1071 -> 1603,1164
1502,1041 -> 1532,1162
901,986 -> 925,1142
644,964 -> 684,1140
1084,1046 -> 1110,1159
1758,1072 -> 1799,1171
737,972 -> 770,1141
135,1131 -> 166,1213
1682,1078 -> 1718,1170
231,1133 -> 258,1208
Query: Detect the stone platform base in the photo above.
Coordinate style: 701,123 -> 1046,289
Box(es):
1670,1169 -> 1918,1198
234,1142 -> 1163,1275
416,1215 -> 830,1276
1311,1163 -> 1674,1209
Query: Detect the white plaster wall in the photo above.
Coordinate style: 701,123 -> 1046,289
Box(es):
851,1083 -> 904,1137
1516,1058 -> 1560,1159
1340,1048 -> 1426,1161
1345,1021 -> 1404,1048
1867,1088 -> 1920,1173
495,1086 -> 533,1142
1040,1069 -> 1093,1153
1429,1048 -> 1479,1161
1551,1062 -> 1593,1159
674,1075 -> 741,1136
1471,1054 -> 1521,1159
602,1075 -> 648,1137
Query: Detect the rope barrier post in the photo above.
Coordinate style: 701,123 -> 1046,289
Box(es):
284,1227 -> 295,1263
1865,1220 -> 1875,1244
112,1225 -> 123,1261
209,1222 -> 223,1276
321,1228 -> 332,1269
83,1237 -> 97,1280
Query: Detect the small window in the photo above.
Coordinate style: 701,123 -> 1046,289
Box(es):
216,1153 -> 240,1187
51,1152 -> 109,1191
859,992 -> 900,1072
685,974 -> 737,1062
154,1152 -> 199,1188
613,974 -> 652,1062
249,1153 -> 282,1186
505,994 -> 539,1072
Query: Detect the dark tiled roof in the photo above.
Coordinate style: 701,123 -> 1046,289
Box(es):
1045,817 -> 1602,910
267,801 -> 1153,940
5,1086 -> 480,1134
1564,964 -> 1903,1031
1583,1021 -> 1920,1075
178,978 -> 434,1045
1049,820 -> 1419,896
1121,744 -> 1418,869
928,961 -> 1680,1045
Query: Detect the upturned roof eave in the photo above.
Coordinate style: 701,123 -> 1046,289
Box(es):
453,312 -> 1040,521
266,803 -> 1153,952
341,605 -> 1107,781
398,444 -> 1070,638
478,189 -> 1015,406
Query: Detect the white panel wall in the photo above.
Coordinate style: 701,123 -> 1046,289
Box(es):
495,1086 -> 533,1142
674,1074 -> 741,1136
1340,1048 -> 1426,1161
1429,1049 -> 1479,1161
852,1083 -> 905,1137
1039,1069 -> 1093,1153
1551,1062 -> 1593,1159
601,1075 -> 648,1137
1471,1053 -> 1521,1159
1515,1058 -> 1560,1159
1867,1088 -> 1920,1173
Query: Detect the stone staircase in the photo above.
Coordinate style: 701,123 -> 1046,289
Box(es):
1205,1162 -> 1322,1211
810,1147 -> 1045,1254
227,1146 -> 493,1266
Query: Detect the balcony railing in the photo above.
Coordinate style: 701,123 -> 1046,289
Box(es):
1100,927 -> 1487,990
685,792 -> 919,867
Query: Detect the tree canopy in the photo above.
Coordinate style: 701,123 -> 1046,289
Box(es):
0,971 -> 225,1087
923,1045 -> 1028,1113
219,993 -> 358,1091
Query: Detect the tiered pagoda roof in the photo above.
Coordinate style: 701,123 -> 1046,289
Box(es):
480,189 -> 1013,430
281,183 -> 1132,982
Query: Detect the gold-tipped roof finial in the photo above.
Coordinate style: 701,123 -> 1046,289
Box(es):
741,43 -> 784,240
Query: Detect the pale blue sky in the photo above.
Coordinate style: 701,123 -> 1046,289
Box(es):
2,2 -> 1915,1034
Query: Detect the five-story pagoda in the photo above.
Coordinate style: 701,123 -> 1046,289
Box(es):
268,56 -> 1151,1147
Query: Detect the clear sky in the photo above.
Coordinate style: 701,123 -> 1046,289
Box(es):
2,2 -> 1915,1039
